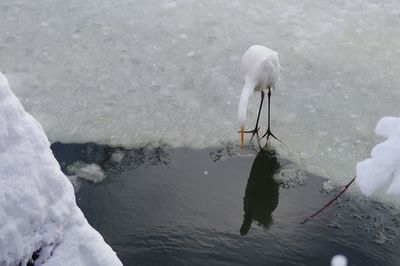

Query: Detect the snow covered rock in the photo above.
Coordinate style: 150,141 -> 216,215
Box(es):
356,117 -> 400,196
0,72 -> 122,265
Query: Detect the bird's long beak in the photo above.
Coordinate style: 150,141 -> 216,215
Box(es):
240,126 -> 244,151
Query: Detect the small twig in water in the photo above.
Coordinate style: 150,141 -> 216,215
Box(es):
300,176 -> 356,224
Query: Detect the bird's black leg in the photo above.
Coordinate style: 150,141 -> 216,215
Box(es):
242,91 -> 264,144
262,87 -> 280,142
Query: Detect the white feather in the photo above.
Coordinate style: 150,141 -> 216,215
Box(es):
238,45 -> 281,124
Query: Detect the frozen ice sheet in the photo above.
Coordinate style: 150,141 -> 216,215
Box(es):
1,0 -> 400,200
67,161 -> 106,183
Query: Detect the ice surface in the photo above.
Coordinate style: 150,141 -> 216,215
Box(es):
356,117 -> 400,197
67,161 -> 106,183
110,150 -> 125,162
322,181 -> 335,193
1,0 -> 400,198
0,73 -> 121,265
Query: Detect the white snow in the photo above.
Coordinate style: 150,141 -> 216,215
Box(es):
331,255 -> 347,266
356,117 -> 400,197
0,73 -> 121,265
2,1 -> 400,202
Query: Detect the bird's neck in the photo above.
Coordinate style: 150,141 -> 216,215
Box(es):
238,79 -> 256,124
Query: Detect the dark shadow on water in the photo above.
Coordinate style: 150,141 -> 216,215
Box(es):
50,142 -> 400,266
240,147 -> 280,235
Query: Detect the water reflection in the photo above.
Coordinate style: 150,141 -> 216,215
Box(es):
240,147 -> 280,235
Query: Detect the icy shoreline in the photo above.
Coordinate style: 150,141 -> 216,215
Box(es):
0,73 -> 121,265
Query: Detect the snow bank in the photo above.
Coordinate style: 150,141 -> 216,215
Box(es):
356,117 -> 400,196
0,73 -> 121,265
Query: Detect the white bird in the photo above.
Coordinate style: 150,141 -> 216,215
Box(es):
238,45 -> 281,149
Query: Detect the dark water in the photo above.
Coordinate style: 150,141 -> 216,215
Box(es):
51,142 -> 400,266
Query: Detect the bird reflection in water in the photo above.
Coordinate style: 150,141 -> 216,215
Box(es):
240,147 -> 280,236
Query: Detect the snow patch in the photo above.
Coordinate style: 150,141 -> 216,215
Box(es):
356,117 -> 400,196
0,73 -> 121,266
331,255 -> 347,266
